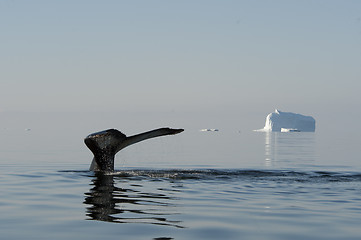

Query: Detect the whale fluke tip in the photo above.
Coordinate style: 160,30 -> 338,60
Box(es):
165,128 -> 184,135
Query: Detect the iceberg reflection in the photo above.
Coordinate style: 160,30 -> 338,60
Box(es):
264,132 -> 316,168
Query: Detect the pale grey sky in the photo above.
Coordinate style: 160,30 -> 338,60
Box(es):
1,0 -> 360,119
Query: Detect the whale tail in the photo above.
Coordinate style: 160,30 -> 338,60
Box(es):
84,128 -> 184,172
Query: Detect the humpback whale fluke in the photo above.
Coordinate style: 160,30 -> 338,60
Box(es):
84,128 -> 184,172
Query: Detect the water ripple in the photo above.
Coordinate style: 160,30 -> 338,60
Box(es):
89,169 -> 361,183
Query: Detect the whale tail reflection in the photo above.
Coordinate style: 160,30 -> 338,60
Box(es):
83,174 -> 184,228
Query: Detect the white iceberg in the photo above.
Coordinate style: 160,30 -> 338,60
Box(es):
257,109 -> 315,132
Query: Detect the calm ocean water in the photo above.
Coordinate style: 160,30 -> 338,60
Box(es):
1,112 -> 361,240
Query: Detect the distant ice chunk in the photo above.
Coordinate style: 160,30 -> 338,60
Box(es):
281,128 -> 300,132
257,109 -> 315,132
200,129 -> 219,132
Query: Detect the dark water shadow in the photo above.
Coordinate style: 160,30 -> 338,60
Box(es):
83,173 -> 184,228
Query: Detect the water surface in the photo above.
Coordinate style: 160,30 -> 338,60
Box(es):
1,112 -> 361,239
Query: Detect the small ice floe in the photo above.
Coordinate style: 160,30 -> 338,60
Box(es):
200,129 -> 219,132
281,128 -> 300,132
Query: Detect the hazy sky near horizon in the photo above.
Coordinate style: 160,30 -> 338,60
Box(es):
1,1 -> 361,116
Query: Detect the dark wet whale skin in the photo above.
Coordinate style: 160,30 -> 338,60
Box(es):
84,128 -> 184,172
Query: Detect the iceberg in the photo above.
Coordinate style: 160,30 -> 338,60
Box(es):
257,109 -> 315,132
